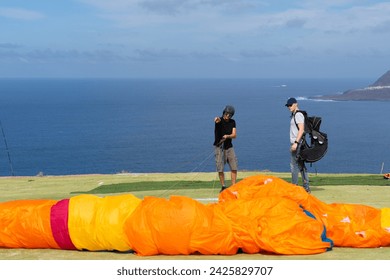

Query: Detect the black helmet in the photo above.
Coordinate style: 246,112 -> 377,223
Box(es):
223,105 -> 235,117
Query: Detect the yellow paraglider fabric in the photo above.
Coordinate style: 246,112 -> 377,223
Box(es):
381,208 -> 390,235
68,194 -> 141,252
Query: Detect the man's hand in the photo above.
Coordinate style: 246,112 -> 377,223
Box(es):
290,143 -> 298,152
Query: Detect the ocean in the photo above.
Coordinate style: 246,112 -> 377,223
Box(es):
0,78 -> 389,176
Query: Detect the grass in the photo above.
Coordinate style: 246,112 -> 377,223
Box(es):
1,171 -> 390,260
309,173 -> 390,186
72,173 -> 390,195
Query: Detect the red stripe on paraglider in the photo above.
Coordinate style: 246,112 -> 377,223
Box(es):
50,199 -> 77,250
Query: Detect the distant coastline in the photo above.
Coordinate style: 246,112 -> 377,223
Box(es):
311,70 -> 390,101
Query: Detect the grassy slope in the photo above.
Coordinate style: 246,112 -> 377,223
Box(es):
1,171 -> 390,260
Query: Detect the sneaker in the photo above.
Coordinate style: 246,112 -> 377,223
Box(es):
220,185 -> 227,193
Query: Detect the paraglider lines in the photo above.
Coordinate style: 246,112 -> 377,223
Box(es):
0,120 -> 14,176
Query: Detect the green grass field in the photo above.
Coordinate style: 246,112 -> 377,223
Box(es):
1,171 -> 390,260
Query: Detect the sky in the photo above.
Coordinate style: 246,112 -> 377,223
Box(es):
1,0 -> 390,79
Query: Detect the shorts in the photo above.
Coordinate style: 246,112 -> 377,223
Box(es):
214,146 -> 238,172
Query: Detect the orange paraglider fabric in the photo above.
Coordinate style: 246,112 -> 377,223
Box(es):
124,194 -> 332,256
0,199 -> 59,249
124,195 -> 242,256
220,175 -> 390,248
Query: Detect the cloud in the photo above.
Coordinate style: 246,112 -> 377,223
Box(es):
2,1 -> 389,78
0,48 -> 124,64
132,48 -> 224,61
239,47 -> 305,59
0,45 -> 229,66
26,0 -> 388,68
80,0 -> 257,14
132,48 -> 187,60
78,0 -> 390,36
137,0 -> 257,15
0,7 -> 44,20
303,3 -> 390,33
0,43 -> 22,49
284,18 -> 307,28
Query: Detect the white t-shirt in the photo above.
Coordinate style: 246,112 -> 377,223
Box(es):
290,111 -> 304,144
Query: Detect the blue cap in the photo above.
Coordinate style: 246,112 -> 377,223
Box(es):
285,97 -> 297,106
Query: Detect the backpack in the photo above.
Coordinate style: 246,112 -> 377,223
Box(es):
294,110 -> 328,163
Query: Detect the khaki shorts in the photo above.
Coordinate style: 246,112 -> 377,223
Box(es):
215,146 -> 238,172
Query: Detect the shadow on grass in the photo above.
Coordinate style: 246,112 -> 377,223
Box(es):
310,174 -> 390,186
71,180 -> 227,194
71,175 -> 389,195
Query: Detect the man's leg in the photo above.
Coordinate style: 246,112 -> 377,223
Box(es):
218,172 -> 226,187
226,148 -> 238,186
215,146 -> 226,191
231,170 -> 237,185
290,152 -> 299,185
300,163 -> 311,193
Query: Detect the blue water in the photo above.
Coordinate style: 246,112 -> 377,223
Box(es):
0,78 -> 388,176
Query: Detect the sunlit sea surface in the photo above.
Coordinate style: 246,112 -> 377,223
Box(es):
0,78 -> 388,176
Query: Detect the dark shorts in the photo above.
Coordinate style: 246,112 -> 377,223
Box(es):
214,146 -> 238,172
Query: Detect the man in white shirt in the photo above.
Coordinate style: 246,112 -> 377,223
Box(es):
285,97 -> 310,193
